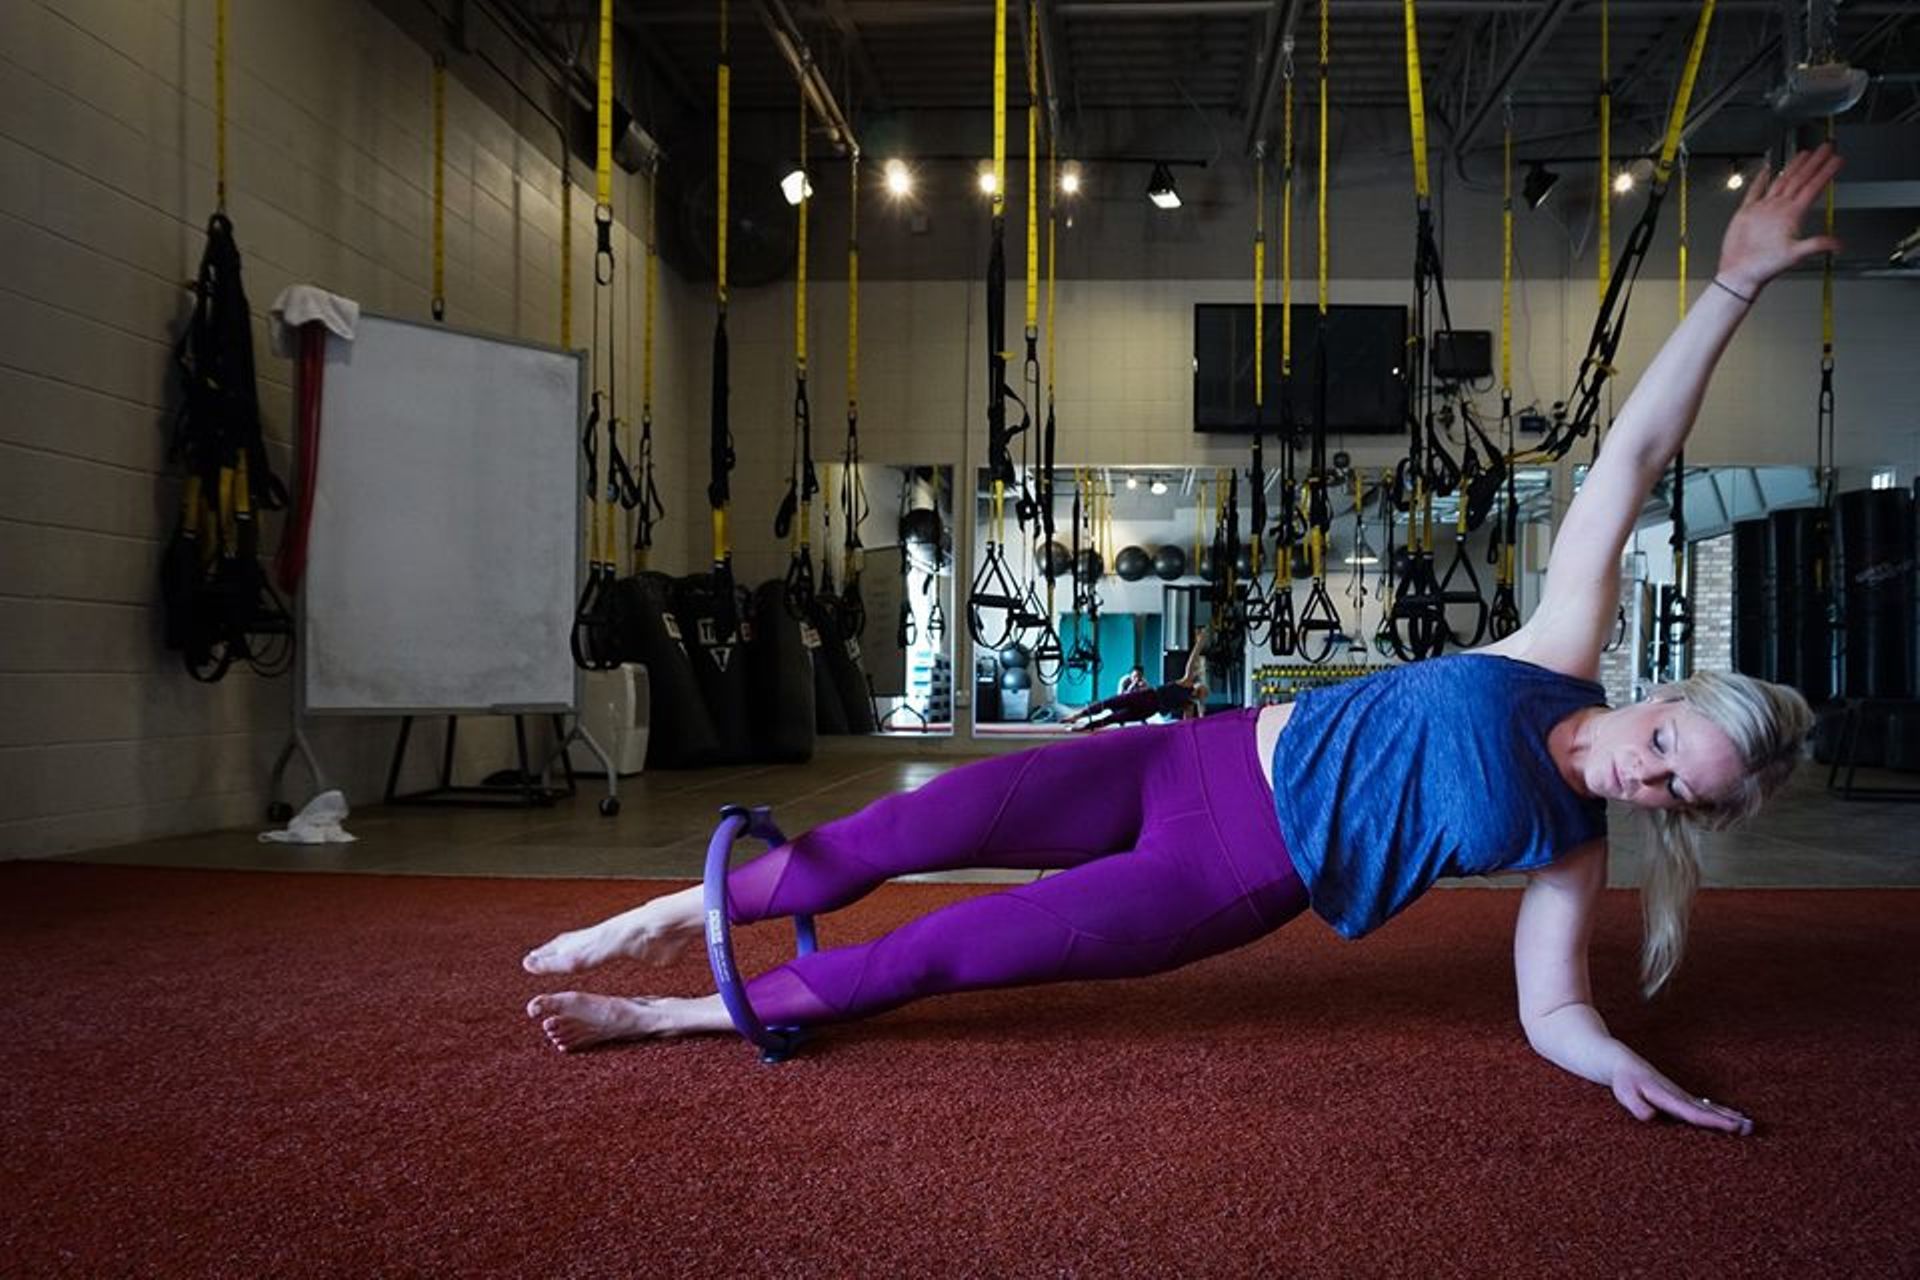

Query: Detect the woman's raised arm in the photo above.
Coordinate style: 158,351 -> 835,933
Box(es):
1514,144 -> 1844,671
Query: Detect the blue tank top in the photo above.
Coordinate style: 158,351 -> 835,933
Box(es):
1270,654 -> 1608,939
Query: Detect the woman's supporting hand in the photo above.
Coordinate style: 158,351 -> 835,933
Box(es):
1610,1053 -> 1756,1136
1715,142 -> 1845,300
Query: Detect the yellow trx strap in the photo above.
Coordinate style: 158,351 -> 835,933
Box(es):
215,0 -> 228,210
1598,0 -> 1611,298
433,54 -> 446,321
1046,144 -> 1057,401
596,0 -> 614,207
1653,1 -> 1717,189
1501,102 -> 1513,397
1677,147 -> 1689,322
991,0 -> 1007,543
1319,0 -> 1331,315
1282,43 -> 1295,380
1026,0 -> 1039,342
1402,0 -> 1428,208
1254,152 -> 1266,412
713,0 -> 732,568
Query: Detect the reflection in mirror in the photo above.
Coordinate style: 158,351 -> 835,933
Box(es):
969,464 -> 1558,737
817,463 -> 955,735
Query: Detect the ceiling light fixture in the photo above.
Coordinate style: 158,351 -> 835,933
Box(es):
1725,165 -> 1745,192
1061,166 -> 1081,196
884,158 -> 913,197
1147,162 -> 1181,210
780,168 -> 812,206
1150,478 -> 1169,496
1612,168 -> 1635,195
978,168 -> 998,196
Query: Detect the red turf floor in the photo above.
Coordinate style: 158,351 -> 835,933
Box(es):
0,862 -> 1915,1278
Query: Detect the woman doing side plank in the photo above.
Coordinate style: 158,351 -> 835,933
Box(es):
525,145 -> 1844,1136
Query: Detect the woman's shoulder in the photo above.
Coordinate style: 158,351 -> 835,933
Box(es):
1470,628 -> 1602,684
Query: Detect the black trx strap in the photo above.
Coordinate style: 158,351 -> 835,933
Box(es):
571,0 -> 623,672
775,90 -> 818,617
633,159 -> 664,571
838,152 -> 868,640
1530,1 -> 1717,462
967,0 -> 1026,652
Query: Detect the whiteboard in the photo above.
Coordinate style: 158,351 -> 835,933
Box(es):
303,314 -> 583,714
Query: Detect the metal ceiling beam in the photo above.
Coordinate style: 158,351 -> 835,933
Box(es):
1241,0 -> 1305,157
1449,0 -> 1577,162
1680,35 -> 1781,144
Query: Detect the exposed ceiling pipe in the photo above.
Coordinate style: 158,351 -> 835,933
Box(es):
758,0 -> 860,156
1027,0 -> 1066,148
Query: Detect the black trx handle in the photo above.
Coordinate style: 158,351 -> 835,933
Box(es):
1437,532 -> 1490,648
967,543 -> 1023,650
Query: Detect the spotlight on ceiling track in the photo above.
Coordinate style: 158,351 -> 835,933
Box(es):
884,158 -> 913,198
1147,162 -> 1181,210
1725,165 -> 1746,192
1612,168 -> 1636,195
780,168 -> 812,206
978,168 -> 999,196
1061,166 -> 1082,196
1523,163 -> 1559,210
1150,478 -> 1169,496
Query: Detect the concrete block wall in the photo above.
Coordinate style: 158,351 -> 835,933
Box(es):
0,0 -> 693,856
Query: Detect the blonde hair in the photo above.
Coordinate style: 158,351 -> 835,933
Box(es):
1638,670 -> 1814,999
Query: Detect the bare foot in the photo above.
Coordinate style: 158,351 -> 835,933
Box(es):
526,991 -> 731,1052
522,886 -> 704,976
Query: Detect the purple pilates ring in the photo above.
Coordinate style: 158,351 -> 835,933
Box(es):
703,804 -> 818,1063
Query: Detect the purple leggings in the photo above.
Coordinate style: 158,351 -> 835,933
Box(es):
725,708 -> 1308,1027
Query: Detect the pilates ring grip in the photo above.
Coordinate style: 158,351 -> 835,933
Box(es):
704,805 -> 817,1064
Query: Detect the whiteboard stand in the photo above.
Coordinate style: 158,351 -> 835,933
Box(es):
265,636 -> 329,822
381,711 -> 618,815
296,311 -> 618,817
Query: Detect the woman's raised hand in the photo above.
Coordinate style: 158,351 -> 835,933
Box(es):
1715,141 -> 1845,299
1610,1054 -> 1756,1137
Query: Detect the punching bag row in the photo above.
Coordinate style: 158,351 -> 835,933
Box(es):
1732,488 -> 1917,702
608,573 -> 872,769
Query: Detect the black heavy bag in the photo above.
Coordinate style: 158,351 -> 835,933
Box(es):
1835,488 -> 1915,699
747,581 -> 816,763
1768,508 -> 1833,702
675,574 -> 754,764
612,573 -> 721,769
807,604 -> 851,735
807,598 -> 876,733
1730,519 -> 1771,681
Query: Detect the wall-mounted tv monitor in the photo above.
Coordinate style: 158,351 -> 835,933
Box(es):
1194,303 -> 1408,434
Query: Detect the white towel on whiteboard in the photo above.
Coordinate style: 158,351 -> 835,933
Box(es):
269,285 -> 360,357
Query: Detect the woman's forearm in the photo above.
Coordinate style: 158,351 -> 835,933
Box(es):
1524,1001 -> 1635,1085
1597,280 -> 1751,478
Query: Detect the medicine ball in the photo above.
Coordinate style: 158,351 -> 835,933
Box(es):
1073,548 -> 1105,584
1038,539 -> 1072,579
1153,545 -> 1187,580
1114,545 -> 1151,582
1234,545 -> 1256,579
1198,547 -> 1218,583
1000,667 -> 1032,693
999,643 -> 1032,670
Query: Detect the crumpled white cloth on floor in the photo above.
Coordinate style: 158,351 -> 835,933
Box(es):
259,789 -> 358,844
269,284 -> 360,357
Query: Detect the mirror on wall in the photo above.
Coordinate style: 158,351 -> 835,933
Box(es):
815,462 -> 956,735
967,463 -> 1558,736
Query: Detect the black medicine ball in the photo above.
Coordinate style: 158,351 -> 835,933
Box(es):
899,507 -> 941,547
1114,545 -> 1151,582
1073,548 -> 1105,584
1234,545 -> 1255,579
1000,667 -> 1033,692
999,644 -> 1032,670
1153,545 -> 1187,580
1038,540 -> 1072,579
